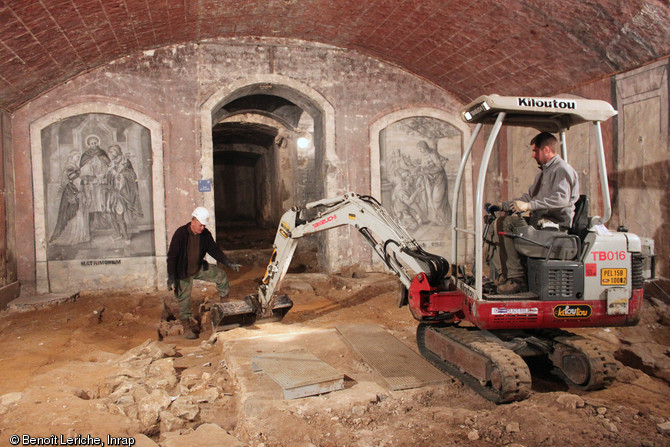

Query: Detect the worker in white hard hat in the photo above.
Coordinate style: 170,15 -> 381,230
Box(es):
166,206 -> 242,339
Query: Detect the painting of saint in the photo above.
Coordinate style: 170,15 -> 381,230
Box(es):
42,113 -> 155,261
415,140 -> 451,224
49,151 -> 91,246
80,134 -> 111,231
106,144 -> 144,242
379,116 -> 463,259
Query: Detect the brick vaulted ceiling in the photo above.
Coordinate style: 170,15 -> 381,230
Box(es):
1,0 -> 669,112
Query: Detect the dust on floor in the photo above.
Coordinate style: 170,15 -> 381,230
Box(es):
1,267 -> 670,446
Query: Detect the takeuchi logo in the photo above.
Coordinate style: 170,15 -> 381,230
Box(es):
518,97 -> 576,109
312,214 -> 337,229
553,304 -> 592,319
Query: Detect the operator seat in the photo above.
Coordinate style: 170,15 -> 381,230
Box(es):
568,195 -> 589,241
511,195 -> 588,261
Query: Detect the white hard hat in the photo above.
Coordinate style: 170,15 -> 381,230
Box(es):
192,207 -> 210,225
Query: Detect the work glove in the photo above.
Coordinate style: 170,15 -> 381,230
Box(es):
511,200 -> 531,213
226,262 -> 242,272
167,275 -> 175,291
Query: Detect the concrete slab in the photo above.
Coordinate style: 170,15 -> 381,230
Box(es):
336,323 -> 447,390
252,349 -> 344,399
219,326 -> 387,406
7,291 -> 80,313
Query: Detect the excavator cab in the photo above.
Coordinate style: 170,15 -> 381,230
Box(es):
433,94 -> 655,308
453,94 -> 626,299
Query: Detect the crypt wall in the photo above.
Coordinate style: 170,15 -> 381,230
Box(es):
10,38 -> 463,293
7,39 -> 668,294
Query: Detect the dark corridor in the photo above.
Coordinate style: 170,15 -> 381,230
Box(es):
212,121 -> 278,250
214,150 -> 276,250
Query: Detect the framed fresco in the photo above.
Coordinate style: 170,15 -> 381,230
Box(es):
42,113 -> 154,261
371,109 -> 473,264
30,104 -> 166,293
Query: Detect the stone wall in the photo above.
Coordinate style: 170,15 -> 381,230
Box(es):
0,110 -> 8,287
0,108 -> 19,307
10,38 -> 463,293
6,38 -> 668,294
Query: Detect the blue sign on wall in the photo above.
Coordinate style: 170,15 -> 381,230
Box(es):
198,179 -> 212,192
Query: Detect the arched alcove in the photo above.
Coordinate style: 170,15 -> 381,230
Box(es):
370,108 -> 473,265
200,75 -> 340,270
30,103 -> 165,293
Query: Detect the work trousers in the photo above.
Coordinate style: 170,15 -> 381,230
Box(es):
174,264 -> 229,319
485,215 -> 525,280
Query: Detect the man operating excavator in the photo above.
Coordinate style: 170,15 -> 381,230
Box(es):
167,207 -> 242,339
486,131 -> 580,294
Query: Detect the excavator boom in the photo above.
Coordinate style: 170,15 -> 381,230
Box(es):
210,192 -> 449,328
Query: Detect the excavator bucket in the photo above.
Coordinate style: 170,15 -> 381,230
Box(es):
209,294 -> 293,331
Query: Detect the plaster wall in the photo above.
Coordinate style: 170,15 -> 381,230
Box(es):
0,109 -> 19,307
10,38 -> 463,293
614,59 -> 669,277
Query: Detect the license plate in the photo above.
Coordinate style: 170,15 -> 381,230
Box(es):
601,268 -> 627,285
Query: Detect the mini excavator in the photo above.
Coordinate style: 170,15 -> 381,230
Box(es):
210,95 -> 656,403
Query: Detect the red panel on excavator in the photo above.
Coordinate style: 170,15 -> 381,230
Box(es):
467,288 -> 643,330
408,269 -> 643,331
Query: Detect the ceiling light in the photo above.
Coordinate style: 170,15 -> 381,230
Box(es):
297,137 -> 310,149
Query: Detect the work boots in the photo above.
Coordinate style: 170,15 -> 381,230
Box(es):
180,318 -> 198,339
497,277 -> 528,294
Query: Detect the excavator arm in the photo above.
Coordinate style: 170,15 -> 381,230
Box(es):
210,192 -> 449,329
256,192 -> 449,316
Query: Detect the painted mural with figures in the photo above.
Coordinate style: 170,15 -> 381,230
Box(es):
379,116 -> 463,259
41,113 -> 155,261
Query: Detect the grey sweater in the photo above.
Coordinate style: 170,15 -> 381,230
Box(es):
516,155 -> 579,228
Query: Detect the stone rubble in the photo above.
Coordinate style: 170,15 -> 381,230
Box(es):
96,340 -> 241,443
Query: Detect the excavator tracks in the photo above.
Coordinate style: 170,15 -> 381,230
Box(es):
541,329 -> 618,390
417,324 -> 532,403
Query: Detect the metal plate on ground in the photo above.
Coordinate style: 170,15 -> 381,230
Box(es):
252,349 -> 344,399
336,324 -> 447,390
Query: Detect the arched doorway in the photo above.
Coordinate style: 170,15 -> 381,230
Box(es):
200,76 -> 338,271
210,90 -> 320,270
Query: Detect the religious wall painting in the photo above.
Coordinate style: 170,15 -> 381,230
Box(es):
42,113 -> 155,261
379,116 -> 462,259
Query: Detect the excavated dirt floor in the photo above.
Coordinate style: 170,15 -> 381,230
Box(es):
1,260 -> 670,447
